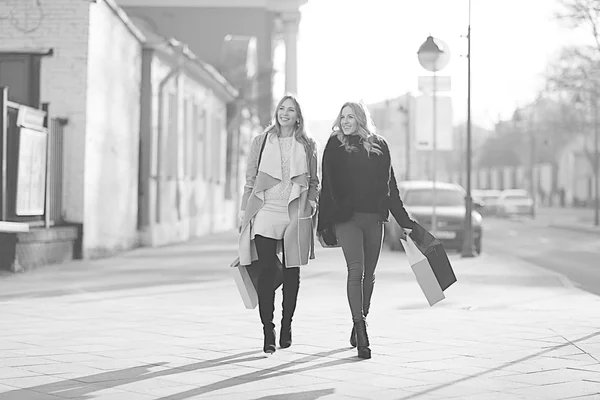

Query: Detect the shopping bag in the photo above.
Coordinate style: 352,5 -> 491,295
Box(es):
409,223 -> 457,291
400,235 -> 445,306
317,223 -> 340,248
230,257 -> 283,309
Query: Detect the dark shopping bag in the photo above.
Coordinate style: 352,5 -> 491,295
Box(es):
230,257 -> 283,309
317,224 -> 340,248
409,222 -> 457,291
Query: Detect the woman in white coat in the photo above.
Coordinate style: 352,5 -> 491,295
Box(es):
238,94 -> 319,356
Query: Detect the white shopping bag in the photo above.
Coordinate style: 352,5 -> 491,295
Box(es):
400,235 -> 445,306
230,258 -> 259,309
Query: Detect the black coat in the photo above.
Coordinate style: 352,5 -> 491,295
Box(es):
317,133 -> 415,232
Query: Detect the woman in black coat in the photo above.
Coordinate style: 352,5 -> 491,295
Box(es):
317,101 -> 415,359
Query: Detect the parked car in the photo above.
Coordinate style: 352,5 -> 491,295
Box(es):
472,189 -> 501,216
496,189 -> 535,218
385,181 -> 483,254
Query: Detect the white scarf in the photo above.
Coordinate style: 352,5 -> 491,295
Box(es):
258,133 -> 308,180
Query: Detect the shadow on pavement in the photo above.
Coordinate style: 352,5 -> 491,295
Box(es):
253,388 -> 336,400
0,362 -> 171,400
155,348 -> 357,400
0,348 -> 353,400
397,330 -> 600,400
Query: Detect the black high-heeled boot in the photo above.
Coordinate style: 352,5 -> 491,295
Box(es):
280,267 -> 299,349
354,319 -> 371,359
350,312 -> 367,348
263,327 -> 276,355
280,322 -> 292,348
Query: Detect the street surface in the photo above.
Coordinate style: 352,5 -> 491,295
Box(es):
0,224 -> 599,399
482,212 -> 600,296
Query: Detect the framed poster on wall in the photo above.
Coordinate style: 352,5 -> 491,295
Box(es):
15,126 -> 48,216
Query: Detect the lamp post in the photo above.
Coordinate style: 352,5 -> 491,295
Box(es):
461,0 -> 476,257
417,36 -> 450,235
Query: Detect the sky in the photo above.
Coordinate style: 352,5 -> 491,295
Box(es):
295,0 -> 584,131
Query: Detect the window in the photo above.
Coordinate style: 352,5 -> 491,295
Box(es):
183,98 -> 193,178
198,107 -> 208,180
0,53 -> 44,108
212,114 -> 223,183
166,93 -> 178,178
191,103 -> 199,178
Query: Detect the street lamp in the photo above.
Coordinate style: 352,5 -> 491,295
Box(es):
461,0 -> 476,257
417,36 -> 450,236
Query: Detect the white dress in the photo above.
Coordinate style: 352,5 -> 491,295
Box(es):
251,136 -> 294,240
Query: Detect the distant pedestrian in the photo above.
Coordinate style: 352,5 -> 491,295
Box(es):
238,94 -> 320,356
317,101 -> 415,359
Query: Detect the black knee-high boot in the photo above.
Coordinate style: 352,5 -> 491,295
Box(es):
254,235 -> 280,355
258,269 -> 276,355
258,294 -> 276,354
280,267 -> 299,348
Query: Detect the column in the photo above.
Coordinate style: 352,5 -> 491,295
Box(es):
281,12 -> 301,95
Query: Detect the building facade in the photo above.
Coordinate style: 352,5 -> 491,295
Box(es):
137,25 -> 237,246
117,0 -> 307,126
0,0 -> 240,265
0,0 -> 146,258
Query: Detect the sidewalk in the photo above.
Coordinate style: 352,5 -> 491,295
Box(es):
0,232 -> 599,399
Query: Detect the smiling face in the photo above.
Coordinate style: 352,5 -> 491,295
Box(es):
277,98 -> 299,129
340,105 -> 358,135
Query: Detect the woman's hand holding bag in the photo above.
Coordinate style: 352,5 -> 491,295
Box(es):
317,224 -> 340,248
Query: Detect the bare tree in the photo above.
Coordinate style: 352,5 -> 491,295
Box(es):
549,0 -> 600,218
548,0 -> 600,173
556,0 -> 600,52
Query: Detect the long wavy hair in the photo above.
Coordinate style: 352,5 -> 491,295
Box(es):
264,94 -> 316,157
332,101 -> 382,156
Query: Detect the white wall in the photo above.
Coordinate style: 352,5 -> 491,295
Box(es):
139,52 -> 235,247
84,0 -> 143,257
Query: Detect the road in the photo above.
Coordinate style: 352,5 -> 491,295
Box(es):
482,216 -> 600,296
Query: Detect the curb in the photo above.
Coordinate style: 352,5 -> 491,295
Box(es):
548,223 -> 600,235
510,216 -> 600,235
472,252 -> 577,291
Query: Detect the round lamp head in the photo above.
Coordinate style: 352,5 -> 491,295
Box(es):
417,36 -> 451,72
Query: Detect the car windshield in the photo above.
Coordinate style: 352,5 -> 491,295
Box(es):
404,189 -> 465,207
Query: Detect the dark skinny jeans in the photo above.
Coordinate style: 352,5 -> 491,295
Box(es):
335,213 -> 384,323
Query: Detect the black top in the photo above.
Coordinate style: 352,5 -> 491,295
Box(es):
317,133 -> 415,231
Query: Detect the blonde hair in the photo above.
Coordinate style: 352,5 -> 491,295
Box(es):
332,101 -> 382,156
264,94 -> 316,156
